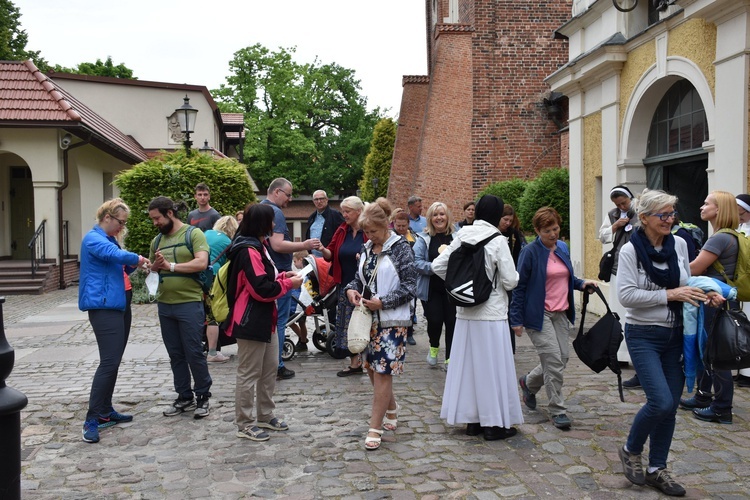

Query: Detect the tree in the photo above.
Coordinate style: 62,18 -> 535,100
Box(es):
517,167 -> 570,237
0,0 -> 48,70
212,44 -> 382,195
359,118 -> 396,201
52,56 -> 135,79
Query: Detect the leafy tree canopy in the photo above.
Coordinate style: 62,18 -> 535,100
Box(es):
0,0 -> 48,70
52,56 -> 135,79
359,118 -> 396,201
212,44 -> 383,195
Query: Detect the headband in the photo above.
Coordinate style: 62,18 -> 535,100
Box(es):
610,186 -> 634,199
737,194 -> 750,213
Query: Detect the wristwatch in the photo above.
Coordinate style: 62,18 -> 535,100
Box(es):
170,262 -> 176,273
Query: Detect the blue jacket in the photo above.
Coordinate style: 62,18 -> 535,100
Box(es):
79,225 -> 140,311
413,232 -> 455,301
510,238 -> 584,331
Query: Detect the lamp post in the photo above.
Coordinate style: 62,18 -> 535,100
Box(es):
175,95 -> 198,156
372,177 -> 379,200
199,140 -> 212,156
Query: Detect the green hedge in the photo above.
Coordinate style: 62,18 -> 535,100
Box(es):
478,178 -> 527,215
517,167 -> 570,238
114,150 -> 257,257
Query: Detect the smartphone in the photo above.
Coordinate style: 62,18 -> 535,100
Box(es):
362,286 -> 372,300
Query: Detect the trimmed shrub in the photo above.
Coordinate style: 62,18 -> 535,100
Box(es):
478,178 -> 529,217
517,167 -> 570,238
114,150 -> 256,257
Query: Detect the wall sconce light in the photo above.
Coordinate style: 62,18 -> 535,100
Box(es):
543,92 -> 564,130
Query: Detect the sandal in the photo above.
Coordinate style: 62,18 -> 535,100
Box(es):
365,428 -> 383,450
337,365 -> 363,377
383,402 -> 400,431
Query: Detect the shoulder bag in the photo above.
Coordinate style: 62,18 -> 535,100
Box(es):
706,305 -> 750,370
598,227 -> 626,282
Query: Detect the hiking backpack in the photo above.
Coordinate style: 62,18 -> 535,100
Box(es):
152,225 -> 214,294
444,233 -> 501,307
208,259 -> 232,323
711,228 -> 750,301
671,221 -> 704,254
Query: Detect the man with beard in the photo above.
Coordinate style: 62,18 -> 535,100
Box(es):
148,196 -> 213,419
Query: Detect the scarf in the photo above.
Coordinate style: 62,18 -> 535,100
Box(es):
629,227 -> 682,326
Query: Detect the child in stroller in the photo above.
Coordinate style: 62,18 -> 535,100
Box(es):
281,252 -> 338,361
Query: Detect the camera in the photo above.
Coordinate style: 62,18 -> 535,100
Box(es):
60,134 -> 72,149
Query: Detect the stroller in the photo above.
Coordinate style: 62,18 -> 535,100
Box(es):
281,254 -> 338,361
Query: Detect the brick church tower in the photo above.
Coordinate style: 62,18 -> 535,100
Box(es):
389,0 -> 572,216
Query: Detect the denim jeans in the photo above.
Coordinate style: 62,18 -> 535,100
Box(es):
624,323 -> 684,469
86,308 -> 129,420
695,304 -> 734,412
158,301 -> 212,399
276,291 -> 293,368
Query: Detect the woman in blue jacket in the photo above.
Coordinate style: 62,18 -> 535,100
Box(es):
79,198 -> 149,444
510,207 -> 596,430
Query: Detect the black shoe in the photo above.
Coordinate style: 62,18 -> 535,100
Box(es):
552,414 -> 571,429
645,468 -> 686,496
519,375 -> 537,410
295,341 -> 308,352
407,335 -> 416,346
618,446 -> 645,485
194,394 -> 210,419
483,426 -> 518,441
336,365 -> 363,377
679,396 -> 710,410
465,423 -> 482,436
693,406 -> 732,424
277,366 -> 295,380
736,374 -> 750,387
622,375 -> 641,389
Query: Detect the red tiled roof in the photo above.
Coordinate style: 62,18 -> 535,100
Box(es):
225,131 -> 246,139
0,60 -> 148,163
221,113 -> 244,126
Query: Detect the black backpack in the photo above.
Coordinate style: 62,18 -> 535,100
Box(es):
573,286 -> 625,402
444,233 -> 501,307
152,225 -> 213,294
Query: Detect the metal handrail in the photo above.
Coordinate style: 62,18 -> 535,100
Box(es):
27,220 -> 46,279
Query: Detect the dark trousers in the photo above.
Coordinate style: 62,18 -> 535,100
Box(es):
86,294 -> 132,420
421,289 -> 457,359
158,301 -> 212,399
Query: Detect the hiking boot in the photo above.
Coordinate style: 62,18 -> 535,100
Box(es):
82,418 -> 100,443
277,366 -> 295,380
426,347 -> 438,366
407,335 -> 416,345
622,374 -> 641,389
679,396 -> 710,410
98,409 -> 133,429
194,394 -> 210,419
207,352 -> 231,363
295,341 -> 308,352
163,397 -> 196,417
645,468 -> 686,496
552,414 -> 571,429
693,406 -> 732,424
519,375 -> 537,410
618,446 -> 645,485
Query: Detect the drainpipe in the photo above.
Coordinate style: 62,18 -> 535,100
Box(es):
58,133 -> 91,290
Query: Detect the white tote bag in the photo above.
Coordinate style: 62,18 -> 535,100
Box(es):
347,256 -> 380,354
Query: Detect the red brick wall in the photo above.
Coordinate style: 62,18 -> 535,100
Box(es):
390,0 -> 572,217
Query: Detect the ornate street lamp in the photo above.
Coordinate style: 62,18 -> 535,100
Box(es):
175,95 -> 198,155
199,140 -> 213,156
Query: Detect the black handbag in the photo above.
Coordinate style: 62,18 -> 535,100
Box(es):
706,306 -> 750,370
573,286 -> 624,401
598,228 -> 625,282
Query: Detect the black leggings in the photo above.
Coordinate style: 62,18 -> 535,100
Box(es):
421,289 -> 457,359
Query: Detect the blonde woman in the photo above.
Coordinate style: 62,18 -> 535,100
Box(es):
414,202 -> 456,365
205,215 -> 240,362
80,199 -> 149,443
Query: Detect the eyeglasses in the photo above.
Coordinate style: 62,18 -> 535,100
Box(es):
649,211 -> 678,222
313,197 -> 327,202
740,209 -> 748,217
278,189 -> 293,199
111,215 -> 127,226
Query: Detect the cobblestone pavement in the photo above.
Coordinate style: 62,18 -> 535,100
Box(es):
2,288 -> 750,499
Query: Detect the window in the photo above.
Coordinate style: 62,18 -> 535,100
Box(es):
646,80 -> 708,158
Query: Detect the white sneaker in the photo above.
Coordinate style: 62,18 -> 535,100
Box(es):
207,352 -> 231,363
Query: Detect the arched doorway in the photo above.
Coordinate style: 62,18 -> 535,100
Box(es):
643,79 -> 709,236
